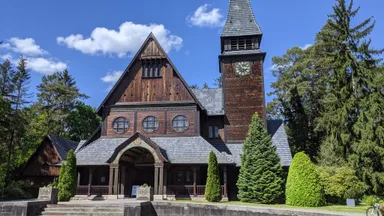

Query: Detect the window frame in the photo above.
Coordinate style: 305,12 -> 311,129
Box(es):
112,117 -> 130,134
208,125 -> 220,138
142,116 -> 159,133
171,115 -> 189,132
142,60 -> 162,78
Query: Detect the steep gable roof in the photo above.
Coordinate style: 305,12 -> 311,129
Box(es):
221,0 -> 262,37
48,134 -> 78,160
96,33 -> 203,115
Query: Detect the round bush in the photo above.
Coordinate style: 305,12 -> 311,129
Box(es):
286,152 -> 325,207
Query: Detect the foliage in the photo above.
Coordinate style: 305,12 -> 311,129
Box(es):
268,0 -> 384,194
363,195 -> 383,206
214,76 -> 222,88
66,101 -> 101,141
268,47 -> 325,159
205,152 -> 221,202
37,69 -> 88,137
237,113 -> 284,204
140,183 -> 150,188
286,152 -> 325,207
189,84 -> 199,89
3,180 -> 37,200
58,150 -> 77,201
202,82 -> 209,89
317,166 -> 367,204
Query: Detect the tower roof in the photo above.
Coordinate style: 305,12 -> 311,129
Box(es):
221,0 -> 262,37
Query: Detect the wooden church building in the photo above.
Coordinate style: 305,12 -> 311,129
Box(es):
23,0 -> 292,200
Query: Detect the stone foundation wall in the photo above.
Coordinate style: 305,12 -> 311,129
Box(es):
125,202 -> 355,216
0,200 -> 50,216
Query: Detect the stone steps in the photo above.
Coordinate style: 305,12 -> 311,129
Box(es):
40,204 -> 124,216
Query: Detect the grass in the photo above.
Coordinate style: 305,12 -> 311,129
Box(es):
172,200 -> 370,214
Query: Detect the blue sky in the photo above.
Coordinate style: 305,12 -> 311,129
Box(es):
1,0 -> 383,107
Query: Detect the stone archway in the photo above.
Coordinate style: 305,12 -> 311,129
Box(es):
107,134 -> 167,197
119,147 -> 155,197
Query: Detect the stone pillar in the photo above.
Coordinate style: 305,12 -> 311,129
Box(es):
163,166 -> 168,195
120,165 -> 126,196
154,166 -> 159,195
108,167 -> 114,195
158,166 -> 164,195
223,165 -> 227,198
193,166 -> 197,197
114,166 -> 119,195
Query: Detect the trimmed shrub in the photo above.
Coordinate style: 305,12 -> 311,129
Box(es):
58,150 -> 77,201
286,152 -> 325,207
317,166 -> 367,204
237,113 -> 284,203
205,152 -> 221,202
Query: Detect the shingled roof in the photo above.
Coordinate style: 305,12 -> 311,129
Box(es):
48,134 -> 79,160
221,0 -> 262,37
191,88 -> 224,116
75,120 -> 292,167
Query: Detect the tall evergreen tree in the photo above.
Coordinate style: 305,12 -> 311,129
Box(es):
268,47 -> 324,159
316,0 -> 384,185
237,113 -> 284,203
58,150 -> 77,201
1,57 -> 31,197
205,152 -> 221,202
37,70 -> 88,136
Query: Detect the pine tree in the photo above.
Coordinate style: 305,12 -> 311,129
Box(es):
37,70 -> 88,137
237,113 -> 284,203
58,150 -> 77,201
205,152 -> 221,202
268,47 -> 325,160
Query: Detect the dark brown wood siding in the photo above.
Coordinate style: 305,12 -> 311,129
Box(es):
116,61 -> 193,103
22,139 -> 61,177
222,59 -> 265,142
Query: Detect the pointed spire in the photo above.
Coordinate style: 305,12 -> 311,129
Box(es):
222,0 -> 262,37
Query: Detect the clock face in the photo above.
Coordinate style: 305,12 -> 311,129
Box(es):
235,62 -> 251,76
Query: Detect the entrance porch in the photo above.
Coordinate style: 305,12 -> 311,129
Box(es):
76,163 -> 230,200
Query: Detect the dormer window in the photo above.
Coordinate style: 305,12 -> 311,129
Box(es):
142,60 -> 162,78
225,37 -> 259,51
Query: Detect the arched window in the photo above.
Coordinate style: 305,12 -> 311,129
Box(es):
172,115 -> 189,132
142,116 -> 159,133
112,117 -> 130,133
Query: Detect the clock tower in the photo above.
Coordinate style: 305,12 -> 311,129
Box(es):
219,0 -> 266,143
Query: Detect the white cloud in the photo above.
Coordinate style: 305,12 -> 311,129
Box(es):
0,37 -> 67,75
300,44 -> 312,50
101,71 -> 123,90
27,57 -> 67,75
57,21 -> 183,58
1,37 -> 48,56
187,4 -> 224,28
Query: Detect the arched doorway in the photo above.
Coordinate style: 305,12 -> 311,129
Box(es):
119,147 -> 155,197
107,134 -> 167,197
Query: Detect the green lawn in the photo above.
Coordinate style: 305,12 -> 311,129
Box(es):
172,200 -> 369,214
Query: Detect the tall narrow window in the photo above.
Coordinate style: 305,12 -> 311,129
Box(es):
208,125 -> 219,138
142,61 -> 162,78
142,63 -> 147,77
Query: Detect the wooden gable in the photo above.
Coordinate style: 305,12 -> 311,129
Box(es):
97,33 -> 201,113
22,138 -> 61,177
